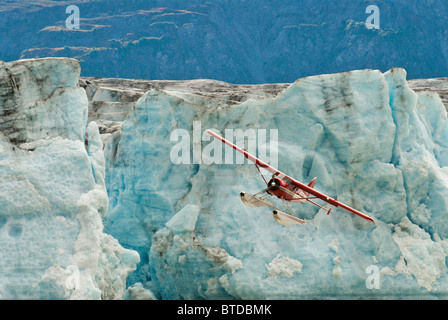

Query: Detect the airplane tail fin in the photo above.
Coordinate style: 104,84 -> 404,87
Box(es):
307,177 -> 317,188
298,177 -> 317,199
288,177 -> 317,203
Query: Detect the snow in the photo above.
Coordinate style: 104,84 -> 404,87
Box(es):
266,255 -> 303,279
124,282 -> 156,300
391,217 -> 447,291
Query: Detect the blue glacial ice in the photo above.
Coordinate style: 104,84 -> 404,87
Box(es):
2,57 -> 448,299
103,67 -> 448,299
0,58 -> 139,299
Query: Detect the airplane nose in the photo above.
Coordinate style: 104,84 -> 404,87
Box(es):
268,179 -> 280,191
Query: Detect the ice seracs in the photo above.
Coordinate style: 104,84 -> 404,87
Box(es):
3,56 -> 448,299
0,58 -> 139,299
102,67 -> 448,299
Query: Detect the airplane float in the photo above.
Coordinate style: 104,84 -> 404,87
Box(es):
207,130 -> 375,226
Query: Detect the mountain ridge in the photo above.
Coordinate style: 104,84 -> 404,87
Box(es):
2,0 -> 448,83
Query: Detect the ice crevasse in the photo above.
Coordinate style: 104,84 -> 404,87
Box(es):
103,66 -> 448,299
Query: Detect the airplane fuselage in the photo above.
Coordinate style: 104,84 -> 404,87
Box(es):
267,178 -> 296,201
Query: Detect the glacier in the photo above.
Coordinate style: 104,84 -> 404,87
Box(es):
100,67 -> 448,299
2,57 -> 448,299
0,58 -> 139,299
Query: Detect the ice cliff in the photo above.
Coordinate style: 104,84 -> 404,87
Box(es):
100,68 -> 448,299
0,58 -> 139,299
3,57 -> 448,300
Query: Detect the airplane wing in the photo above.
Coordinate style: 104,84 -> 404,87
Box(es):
207,130 -> 282,176
207,130 -> 375,224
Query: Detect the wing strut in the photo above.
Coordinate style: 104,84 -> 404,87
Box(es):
255,163 -> 269,186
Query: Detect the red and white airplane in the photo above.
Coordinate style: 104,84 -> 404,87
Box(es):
207,130 -> 375,226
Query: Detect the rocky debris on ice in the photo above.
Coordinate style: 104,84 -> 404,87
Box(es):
78,77 -> 290,147
408,78 -> 448,108
79,76 -> 448,149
